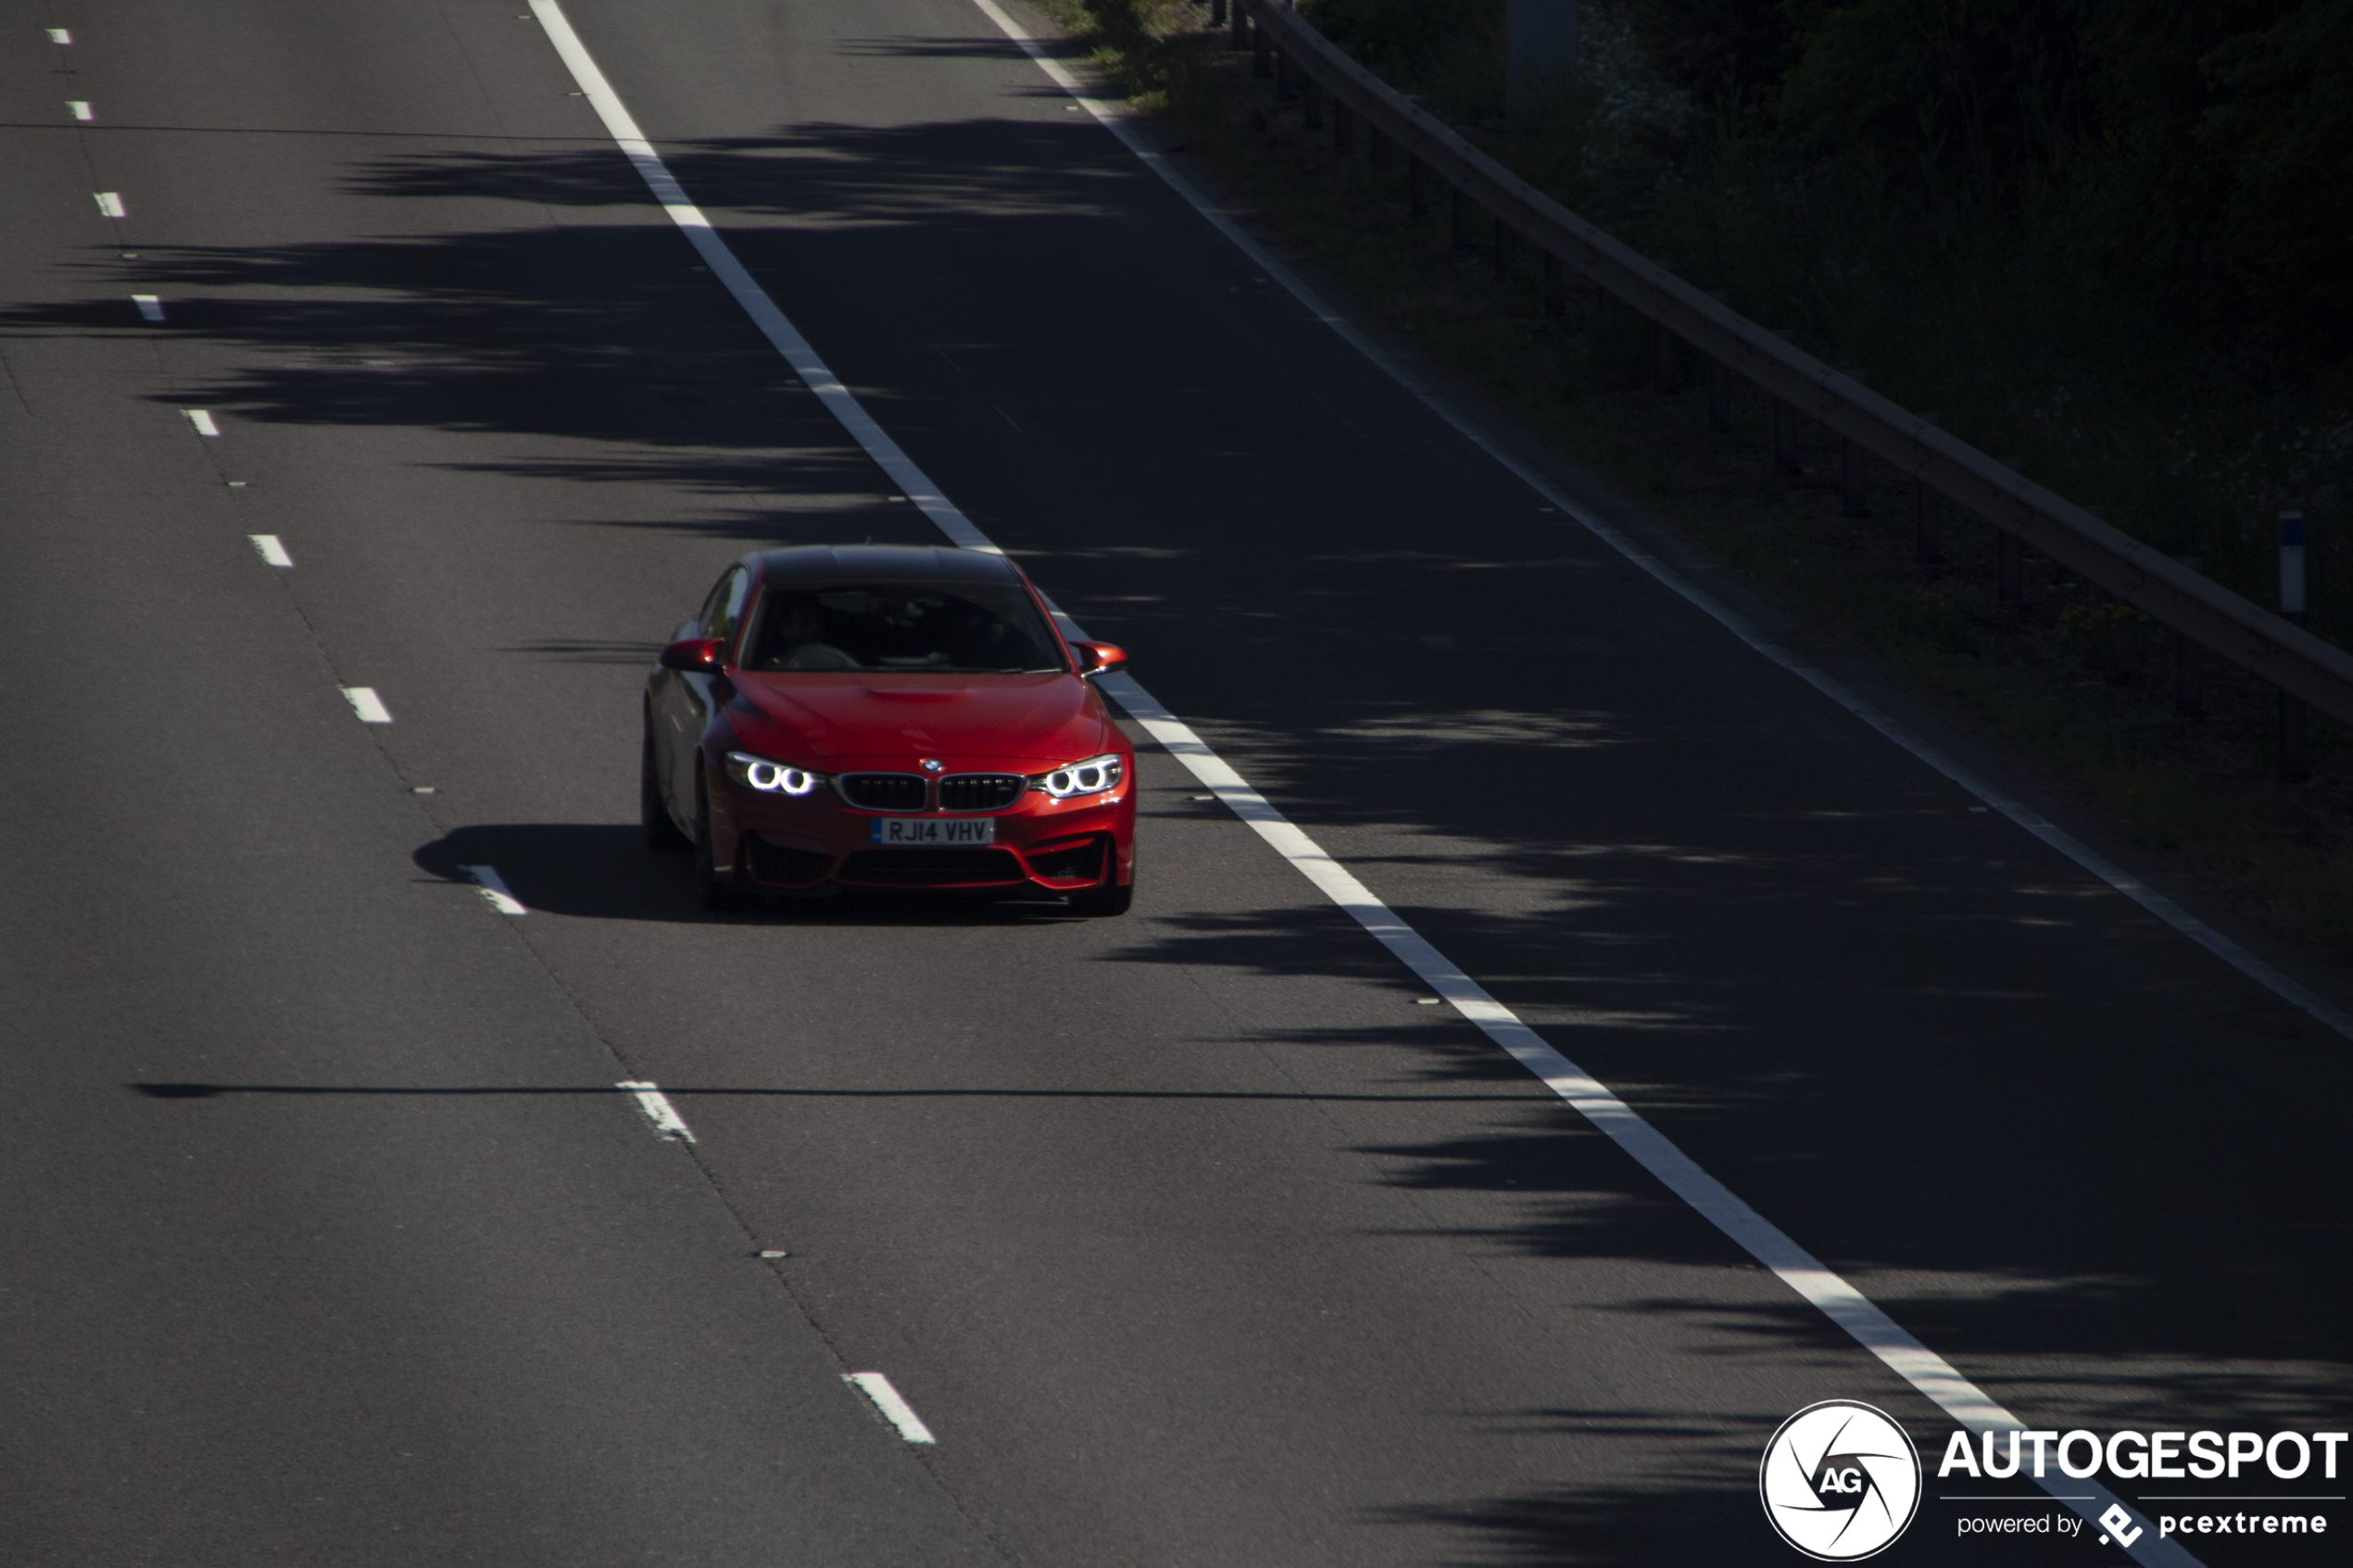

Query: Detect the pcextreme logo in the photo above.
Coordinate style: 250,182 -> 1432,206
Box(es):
1761,1400 -> 1924,1560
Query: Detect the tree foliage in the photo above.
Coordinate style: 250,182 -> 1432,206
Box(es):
1753,0 -> 2344,367
1307,0 -> 2350,376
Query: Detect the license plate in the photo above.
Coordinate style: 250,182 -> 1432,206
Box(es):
870,816 -> 996,846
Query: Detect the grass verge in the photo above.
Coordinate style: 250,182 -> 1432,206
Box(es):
1024,0 -> 2353,960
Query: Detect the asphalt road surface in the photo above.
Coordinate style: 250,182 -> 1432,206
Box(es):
2,3 -> 2346,1564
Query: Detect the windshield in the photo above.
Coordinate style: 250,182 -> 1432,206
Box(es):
741,582 -> 1066,674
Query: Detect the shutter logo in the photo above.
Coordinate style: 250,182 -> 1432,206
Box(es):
1760,1400 -> 1921,1560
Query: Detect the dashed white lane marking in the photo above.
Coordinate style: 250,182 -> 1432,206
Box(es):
182,408 -> 218,435
615,1082 -> 695,1142
94,192 -> 124,218
536,7 -> 2186,1557
340,685 -> 392,723
247,533 -> 293,567
47,29 -> 70,44
133,294 -> 163,321
69,100 -> 92,120
459,864 -> 526,916
842,1374 -> 937,1445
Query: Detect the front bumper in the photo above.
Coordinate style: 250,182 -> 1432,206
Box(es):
711,772 -> 1135,893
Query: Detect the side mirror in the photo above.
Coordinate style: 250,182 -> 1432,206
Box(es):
1072,641 -> 1128,678
659,636 -> 725,673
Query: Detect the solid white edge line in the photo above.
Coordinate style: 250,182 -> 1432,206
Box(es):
340,685 -> 392,723
247,533 -> 293,568
842,1372 -> 937,1444
527,0 -> 999,558
614,1080 -> 696,1143
182,408 -> 219,436
459,864 -> 528,916
1094,673 -> 2200,1555
530,8 -> 2194,1556
964,0 -> 2353,1049
133,294 -> 163,321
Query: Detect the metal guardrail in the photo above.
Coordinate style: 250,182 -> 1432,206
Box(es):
1230,0 -> 2353,730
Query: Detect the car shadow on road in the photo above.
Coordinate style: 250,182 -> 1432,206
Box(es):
411,822 -> 1085,926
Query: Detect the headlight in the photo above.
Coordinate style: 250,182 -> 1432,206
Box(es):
1029,753 -> 1123,799
724,750 -> 829,797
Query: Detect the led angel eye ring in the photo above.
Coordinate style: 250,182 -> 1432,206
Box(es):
730,752 -> 824,796
1032,755 -> 1121,799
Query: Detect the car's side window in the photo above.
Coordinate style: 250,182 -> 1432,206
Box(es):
699,566 -> 751,646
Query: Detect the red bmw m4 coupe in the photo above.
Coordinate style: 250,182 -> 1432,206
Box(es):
643,546 -> 1136,915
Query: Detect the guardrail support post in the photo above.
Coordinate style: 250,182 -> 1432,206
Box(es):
1653,320 -> 1676,394
1408,155 -> 1427,216
1914,414 -> 1942,565
2281,509 -> 2309,781
1252,19 -> 1270,75
1302,77 -> 1321,128
1702,295 -> 1730,430
1211,0 -> 1226,27
1450,185 -> 1472,249
1231,0 -> 1249,50
1837,367 -> 1868,513
1275,49 -> 1295,98
2174,555 -> 2203,714
1769,331 -> 1799,474
1494,218 -> 1512,281
1366,122 -> 1384,170
1542,253 -> 1566,316
1771,398 -> 1797,474
1332,99 -> 1353,154
1996,457 -> 2025,604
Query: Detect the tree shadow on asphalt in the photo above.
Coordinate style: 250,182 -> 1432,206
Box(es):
411,821 -> 1096,927
0,117 -> 1292,558
393,813 -> 2353,1451
11,110 -> 2341,1552
497,637 -> 665,665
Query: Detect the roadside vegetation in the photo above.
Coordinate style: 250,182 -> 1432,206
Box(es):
1026,0 -> 2353,957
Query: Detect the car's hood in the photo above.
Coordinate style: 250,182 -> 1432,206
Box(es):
724,671 -> 1114,768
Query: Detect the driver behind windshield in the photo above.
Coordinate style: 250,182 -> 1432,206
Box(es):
756,593 -> 857,671
743,584 -> 1061,673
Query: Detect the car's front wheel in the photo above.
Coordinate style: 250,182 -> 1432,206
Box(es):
642,717 -> 690,851
1067,864 -> 1133,918
693,762 -> 747,912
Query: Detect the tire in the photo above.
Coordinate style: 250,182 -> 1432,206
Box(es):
692,764 -> 747,911
1067,865 -> 1133,918
642,720 -> 690,851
